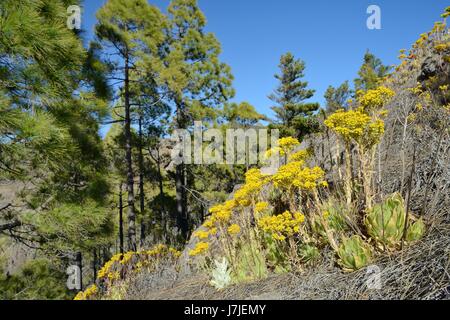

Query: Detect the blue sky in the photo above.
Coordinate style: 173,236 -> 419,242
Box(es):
81,0 -> 448,120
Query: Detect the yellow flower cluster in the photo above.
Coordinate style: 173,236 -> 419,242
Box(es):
255,201 -> 269,213
234,168 -> 269,207
202,219 -> 214,228
434,43 -> 449,52
278,137 -> 300,154
258,211 -> 305,241
324,109 -> 371,141
324,108 -> 386,147
97,244 -> 181,281
265,137 -> 300,158
414,33 -> 429,48
408,83 -> 423,95
97,253 -> 122,280
288,149 -> 310,163
367,119 -> 385,144
73,284 -> 99,301
146,243 -> 171,256
121,252 -> 135,265
442,6 -> 450,18
193,230 -> 210,240
189,241 -> 209,256
272,161 -> 326,191
432,21 -> 446,33
228,224 -> 241,235
358,87 -> 395,111
200,170 -> 270,246
208,200 -> 235,224
169,247 -> 182,258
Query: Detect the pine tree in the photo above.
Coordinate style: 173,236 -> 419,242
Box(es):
324,81 -> 352,113
354,51 -> 391,92
0,1 -> 115,290
164,0 -> 234,240
268,52 -> 319,139
95,0 -> 166,251
223,102 -> 266,129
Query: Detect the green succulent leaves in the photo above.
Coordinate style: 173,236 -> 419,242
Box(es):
406,218 -> 426,242
337,235 -> 372,272
364,193 -> 425,249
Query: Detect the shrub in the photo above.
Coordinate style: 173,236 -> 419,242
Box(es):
0,259 -> 71,300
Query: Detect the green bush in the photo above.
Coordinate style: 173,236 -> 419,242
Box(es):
0,259 -> 72,300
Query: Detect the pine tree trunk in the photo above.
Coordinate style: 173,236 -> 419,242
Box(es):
119,183 -> 124,255
124,50 -> 137,252
92,249 -> 97,280
176,163 -> 188,239
156,148 -> 165,226
138,114 -> 146,247
175,99 -> 188,240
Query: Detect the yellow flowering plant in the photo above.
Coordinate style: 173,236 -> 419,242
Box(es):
288,149 -> 310,163
324,109 -> 372,143
255,201 -> 269,213
258,210 -> 305,241
75,244 -> 182,300
272,162 -> 326,192
189,241 -> 209,256
93,244 -> 181,298
208,200 -> 235,223
277,137 -> 300,155
193,139 -> 329,275
265,137 -> 301,165
233,168 -> 270,207
358,86 -> 395,111
193,229 -> 211,240
227,224 -> 241,236
73,284 -> 99,301
325,87 -> 394,208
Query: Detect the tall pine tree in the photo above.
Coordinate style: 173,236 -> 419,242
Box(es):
354,50 -> 391,92
164,0 -> 234,240
268,52 -> 319,139
95,0 -> 166,251
324,81 -> 352,113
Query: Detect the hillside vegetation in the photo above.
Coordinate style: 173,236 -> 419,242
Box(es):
0,1 -> 449,300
